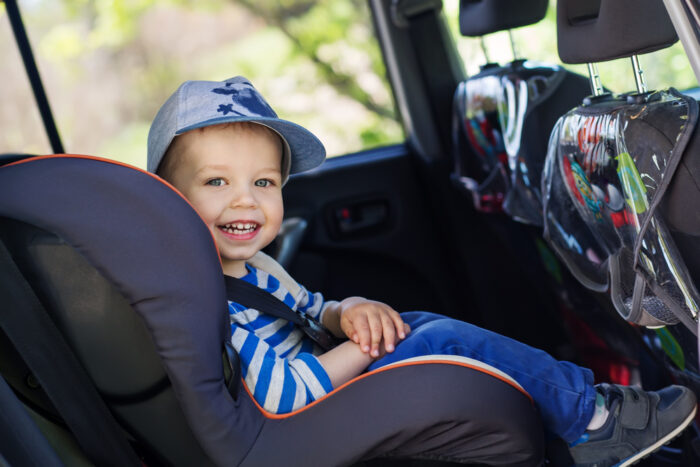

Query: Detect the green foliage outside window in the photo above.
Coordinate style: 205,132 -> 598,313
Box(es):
0,0 -> 402,166
1,0 -> 698,167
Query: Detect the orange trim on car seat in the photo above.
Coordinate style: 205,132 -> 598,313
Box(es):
2,154 -> 223,267
243,358 -> 534,420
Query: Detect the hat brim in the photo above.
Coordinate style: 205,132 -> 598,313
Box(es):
178,116 -> 326,175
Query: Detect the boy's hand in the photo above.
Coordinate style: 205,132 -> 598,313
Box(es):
337,297 -> 410,358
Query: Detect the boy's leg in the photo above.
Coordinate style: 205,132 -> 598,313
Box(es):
371,312 -> 697,466
369,312 -> 596,443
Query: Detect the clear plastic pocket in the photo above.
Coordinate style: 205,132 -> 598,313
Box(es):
453,62 -> 562,217
542,90 -> 699,332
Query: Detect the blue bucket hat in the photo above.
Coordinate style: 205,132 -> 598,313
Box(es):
147,76 -> 326,181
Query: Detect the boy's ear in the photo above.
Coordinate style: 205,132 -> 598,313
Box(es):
156,142 -> 180,182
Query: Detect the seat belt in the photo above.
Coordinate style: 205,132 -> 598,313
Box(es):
0,239 -> 141,467
392,0 -> 463,153
224,275 -> 342,351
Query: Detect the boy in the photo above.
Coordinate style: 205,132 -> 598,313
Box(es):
148,76 -> 696,466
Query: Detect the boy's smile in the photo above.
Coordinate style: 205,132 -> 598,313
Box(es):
219,221 -> 260,239
163,122 -> 284,278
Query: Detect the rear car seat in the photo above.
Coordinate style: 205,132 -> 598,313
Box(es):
452,0 -> 590,224
450,0 -> 644,382
544,0 -> 699,335
542,0 -> 700,414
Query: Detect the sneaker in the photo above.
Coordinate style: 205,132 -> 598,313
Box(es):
569,383 -> 697,467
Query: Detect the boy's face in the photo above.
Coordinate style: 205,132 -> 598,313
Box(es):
165,123 -> 284,277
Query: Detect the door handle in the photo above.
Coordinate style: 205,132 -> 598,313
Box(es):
327,197 -> 390,239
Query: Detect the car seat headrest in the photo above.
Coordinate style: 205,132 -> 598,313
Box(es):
557,0 -> 678,64
459,0 -> 548,37
0,156 -> 263,466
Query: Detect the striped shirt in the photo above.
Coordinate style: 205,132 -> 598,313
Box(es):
229,264 -> 334,414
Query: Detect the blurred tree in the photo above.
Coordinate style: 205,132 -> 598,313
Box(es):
2,0 -> 401,163
234,0 -> 393,119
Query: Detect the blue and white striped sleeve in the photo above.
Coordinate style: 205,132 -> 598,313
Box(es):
296,285 -> 338,324
231,325 -> 334,414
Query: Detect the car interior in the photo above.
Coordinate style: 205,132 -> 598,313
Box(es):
2,0 -> 700,466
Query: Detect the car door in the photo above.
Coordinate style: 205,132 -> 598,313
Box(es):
280,1 -> 573,356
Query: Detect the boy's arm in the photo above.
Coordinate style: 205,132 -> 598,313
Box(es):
232,323 -> 334,414
316,340 -> 379,388
231,325 -> 373,412
319,301 -> 345,337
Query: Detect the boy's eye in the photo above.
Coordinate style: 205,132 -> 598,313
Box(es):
206,178 -> 226,187
254,179 -> 272,187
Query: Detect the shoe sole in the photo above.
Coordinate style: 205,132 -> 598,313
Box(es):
616,404 -> 697,467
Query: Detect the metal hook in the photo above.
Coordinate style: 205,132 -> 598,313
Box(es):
586,63 -> 604,96
630,55 -> 648,94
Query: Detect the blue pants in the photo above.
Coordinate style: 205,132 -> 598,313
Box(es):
368,312 -> 596,443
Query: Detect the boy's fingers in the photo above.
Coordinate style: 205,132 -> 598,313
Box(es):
367,313 -> 383,357
380,313 -> 396,352
403,323 -> 411,335
354,318 -> 371,353
389,310 -> 406,339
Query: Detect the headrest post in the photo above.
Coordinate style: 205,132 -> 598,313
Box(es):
630,55 -> 648,94
508,29 -> 519,61
586,63 -> 604,96
480,36 -> 491,64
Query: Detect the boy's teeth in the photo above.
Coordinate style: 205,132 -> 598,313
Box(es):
221,222 -> 256,234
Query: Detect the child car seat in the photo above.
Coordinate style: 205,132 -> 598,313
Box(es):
0,155 -> 544,466
543,0 -> 700,335
452,0 -> 590,224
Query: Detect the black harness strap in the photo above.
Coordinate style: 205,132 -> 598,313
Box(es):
0,239 -> 140,467
224,275 -> 342,351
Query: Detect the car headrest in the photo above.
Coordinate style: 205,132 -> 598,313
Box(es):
459,0 -> 548,37
0,155 -> 263,466
557,0 -> 678,64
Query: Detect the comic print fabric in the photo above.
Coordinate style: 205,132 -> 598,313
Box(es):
452,61 -> 575,224
453,70 -> 510,213
542,89 -> 699,332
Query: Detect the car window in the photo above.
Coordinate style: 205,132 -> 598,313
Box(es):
0,2 -> 54,156
0,1 -> 403,167
443,0 -> 698,94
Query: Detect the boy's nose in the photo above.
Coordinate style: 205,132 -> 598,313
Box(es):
229,186 -> 257,208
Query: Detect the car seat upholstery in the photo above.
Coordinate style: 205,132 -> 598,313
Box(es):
0,155 -> 544,466
543,0 -> 700,335
453,0 -> 590,224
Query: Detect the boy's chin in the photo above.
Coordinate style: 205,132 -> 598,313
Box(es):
221,258 -> 250,278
